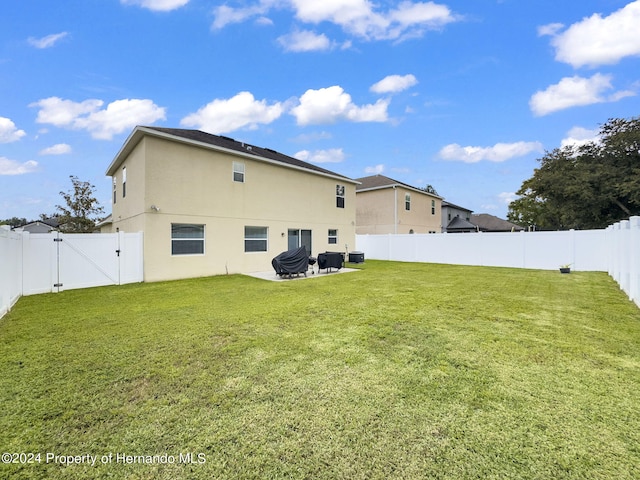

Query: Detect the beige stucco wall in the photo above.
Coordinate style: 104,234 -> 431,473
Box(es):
356,186 -> 442,235
110,135 -> 356,282
355,188 -> 396,234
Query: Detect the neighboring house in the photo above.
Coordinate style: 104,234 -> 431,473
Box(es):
95,214 -> 112,233
105,126 -> 358,282
441,201 -> 475,233
14,218 -> 59,233
471,213 -> 525,232
355,175 -> 442,234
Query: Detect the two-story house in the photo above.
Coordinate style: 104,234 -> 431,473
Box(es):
441,201 -> 476,233
105,126 -> 358,282
355,175 -> 442,234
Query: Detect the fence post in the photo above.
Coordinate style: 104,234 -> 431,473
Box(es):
570,229 -> 576,270
619,220 -> 631,296
629,216 -> 640,306
606,225 -> 613,276
117,230 -> 124,285
612,222 -> 621,284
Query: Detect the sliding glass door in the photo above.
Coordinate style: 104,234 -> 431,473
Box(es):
288,229 -> 312,255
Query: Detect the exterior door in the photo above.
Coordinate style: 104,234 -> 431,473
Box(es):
288,229 -> 312,255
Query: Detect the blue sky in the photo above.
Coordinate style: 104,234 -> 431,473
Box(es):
1,0 -> 639,222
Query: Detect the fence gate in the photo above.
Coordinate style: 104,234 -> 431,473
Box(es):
21,231 -> 143,295
55,232 -> 121,292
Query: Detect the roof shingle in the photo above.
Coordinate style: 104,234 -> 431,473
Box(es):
355,174 -> 442,197
145,127 -> 354,181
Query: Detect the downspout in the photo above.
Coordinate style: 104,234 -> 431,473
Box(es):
393,186 -> 398,234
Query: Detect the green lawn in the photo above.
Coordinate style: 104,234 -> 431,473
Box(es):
1,261 -> 639,479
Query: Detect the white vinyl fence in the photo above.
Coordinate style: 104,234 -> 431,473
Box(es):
1,228 -> 143,318
0,227 -> 23,319
356,216 -> 640,307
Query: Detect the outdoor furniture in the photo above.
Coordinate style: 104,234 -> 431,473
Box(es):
272,246 -> 311,278
348,251 -> 365,263
317,251 -> 344,273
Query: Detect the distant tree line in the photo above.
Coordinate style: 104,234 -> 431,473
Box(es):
508,116 -> 640,230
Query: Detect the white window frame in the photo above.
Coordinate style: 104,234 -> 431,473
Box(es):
122,166 -> 127,198
233,162 -> 245,183
171,224 -> 205,256
405,193 -> 411,211
244,226 -> 268,252
336,184 -> 345,208
328,229 -> 338,245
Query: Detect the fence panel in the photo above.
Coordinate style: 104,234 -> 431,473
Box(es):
57,233 -> 120,291
357,219 -> 638,307
629,217 -> 640,305
0,227 -> 22,318
21,232 -> 58,296
1,231 -> 144,319
119,232 -> 144,285
357,230 -> 607,271
606,217 -> 640,306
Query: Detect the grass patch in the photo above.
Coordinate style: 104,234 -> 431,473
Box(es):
1,261 -> 640,479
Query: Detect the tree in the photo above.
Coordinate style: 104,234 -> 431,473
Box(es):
420,184 -> 440,196
0,217 -> 27,228
508,116 -> 640,230
55,175 -> 104,233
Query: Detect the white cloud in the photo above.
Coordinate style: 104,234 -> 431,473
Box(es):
27,32 -> 68,49
292,131 -> 333,142
212,2 -> 273,29
293,0 -> 457,40
181,92 -> 284,134
255,17 -> 274,26
77,99 -> 166,139
31,97 -> 166,140
365,164 -> 385,174
438,141 -> 543,163
389,1 -> 455,29
294,148 -> 345,163
498,192 -> 517,205
291,85 -> 389,125
213,0 -> 459,41
537,23 -> 564,37
529,73 -> 635,116
370,74 -> 418,94
39,143 -> 72,155
546,0 -> 640,68
0,157 -> 38,175
0,117 -> 26,143
121,0 -> 189,12
31,97 -> 103,126
560,126 -> 600,149
278,30 -> 332,52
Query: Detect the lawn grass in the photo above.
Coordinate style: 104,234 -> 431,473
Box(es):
1,261 -> 640,479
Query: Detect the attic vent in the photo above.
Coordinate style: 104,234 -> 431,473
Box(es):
246,146 -> 252,151
220,136 -> 235,142
265,148 -> 277,154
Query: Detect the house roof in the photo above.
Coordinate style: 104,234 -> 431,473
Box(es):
446,216 -> 477,232
471,213 -> 525,232
442,201 -> 473,213
106,126 -> 357,183
16,218 -> 59,229
354,175 -> 443,198
95,214 -> 112,228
